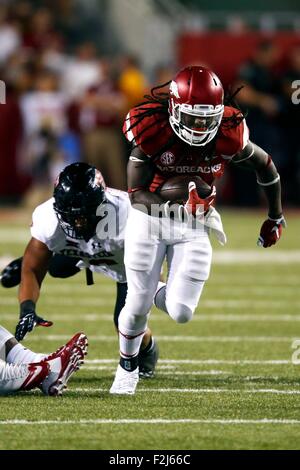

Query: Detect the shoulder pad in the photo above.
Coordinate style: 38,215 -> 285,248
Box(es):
123,103 -> 172,156
217,106 -> 249,157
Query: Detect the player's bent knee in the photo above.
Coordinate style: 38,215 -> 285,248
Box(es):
167,302 -> 193,324
119,307 -> 148,332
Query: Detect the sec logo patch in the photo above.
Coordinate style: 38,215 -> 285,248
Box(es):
160,152 -> 175,166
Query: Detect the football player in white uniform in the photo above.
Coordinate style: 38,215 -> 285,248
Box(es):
1,163 -> 158,378
0,324 -> 88,395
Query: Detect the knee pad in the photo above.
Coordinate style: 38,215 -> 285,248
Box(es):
118,305 -> 149,333
166,301 -> 193,324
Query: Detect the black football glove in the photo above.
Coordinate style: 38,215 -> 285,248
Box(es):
15,300 -> 53,341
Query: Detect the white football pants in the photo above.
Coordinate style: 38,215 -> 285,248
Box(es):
0,325 -> 13,362
118,207 -> 212,357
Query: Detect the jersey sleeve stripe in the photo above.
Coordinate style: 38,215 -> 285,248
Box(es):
124,112 -> 136,144
242,120 -> 250,149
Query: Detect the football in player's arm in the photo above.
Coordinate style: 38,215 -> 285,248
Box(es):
110,65 -> 285,395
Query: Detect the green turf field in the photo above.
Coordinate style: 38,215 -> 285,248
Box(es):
0,208 -> 300,450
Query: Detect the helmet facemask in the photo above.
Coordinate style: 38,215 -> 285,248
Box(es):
54,203 -> 105,241
169,100 -> 224,146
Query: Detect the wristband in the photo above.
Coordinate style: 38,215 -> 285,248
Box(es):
20,300 -> 36,317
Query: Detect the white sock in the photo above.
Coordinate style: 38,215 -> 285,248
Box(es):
154,281 -> 167,313
119,327 -> 145,358
6,344 -> 45,365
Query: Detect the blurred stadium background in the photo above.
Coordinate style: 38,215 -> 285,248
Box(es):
1,0 -> 300,451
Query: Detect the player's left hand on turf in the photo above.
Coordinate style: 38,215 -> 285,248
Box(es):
257,215 -> 286,248
185,182 -> 216,217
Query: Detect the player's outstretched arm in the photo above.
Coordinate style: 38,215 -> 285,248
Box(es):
15,238 -> 53,341
231,141 -> 285,248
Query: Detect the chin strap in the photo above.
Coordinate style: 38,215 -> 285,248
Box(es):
85,268 -> 94,286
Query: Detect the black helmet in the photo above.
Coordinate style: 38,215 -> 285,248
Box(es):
53,162 -> 106,241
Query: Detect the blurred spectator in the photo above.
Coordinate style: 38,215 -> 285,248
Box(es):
11,1 -> 33,36
0,5 -> 21,65
61,42 -> 102,100
68,59 -> 127,190
21,70 -> 66,139
153,64 -> 174,86
118,55 -> 148,109
20,69 -> 78,206
237,41 -> 280,119
280,45 -> 300,204
23,7 -> 59,52
41,35 -> 67,75
233,40 -> 285,206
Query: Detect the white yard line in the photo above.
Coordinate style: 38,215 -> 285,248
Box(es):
1,313 -> 299,323
83,367 -> 228,375
14,334 -> 300,343
1,297 -> 300,308
212,250 -> 300,264
0,231 -> 30,244
15,278 -> 300,288
1,418 -> 300,425
82,365 -> 176,371
84,358 -> 291,365
2,249 -> 300,262
0,297 -> 112,306
73,387 -> 300,395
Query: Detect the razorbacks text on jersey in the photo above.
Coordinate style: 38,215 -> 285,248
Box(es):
30,188 -> 130,283
124,104 -> 249,192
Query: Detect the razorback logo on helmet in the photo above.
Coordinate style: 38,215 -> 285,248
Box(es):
169,80 -> 180,99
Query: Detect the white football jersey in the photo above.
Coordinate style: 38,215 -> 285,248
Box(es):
31,188 -> 130,283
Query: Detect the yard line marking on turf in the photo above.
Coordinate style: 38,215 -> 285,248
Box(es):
2,313 -> 300,323
17,335 -> 300,343
81,365 -> 176,371
84,359 -> 290,365
82,367 -> 228,375
72,387 -> 300,395
15,278 -> 300,288
0,297 -> 112,306
39,279 -> 300,288
212,250 -> 300,264
42,284 -> 116,293
0,229 -> 30,244
201,300 -> 300,308
2,418 -> 300,425
2,297 -> 300,308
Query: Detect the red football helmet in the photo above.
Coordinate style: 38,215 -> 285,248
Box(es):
169,66 -> 224,146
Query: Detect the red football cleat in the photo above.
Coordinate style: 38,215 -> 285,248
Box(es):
0,361 -> 49,394
40,333 -> 88,396
21,362 -> 50,391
